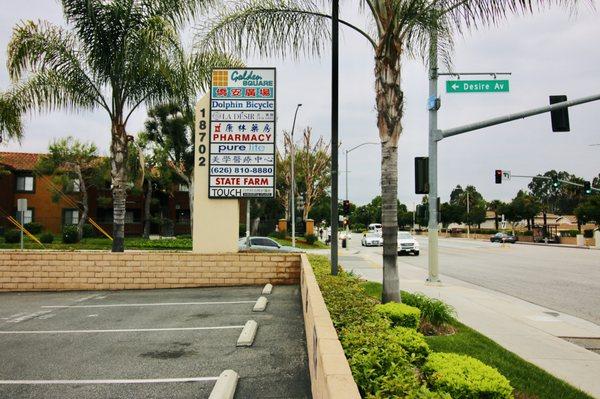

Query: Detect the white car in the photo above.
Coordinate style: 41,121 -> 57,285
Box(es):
397,231 -> 419,256
361,233 -> 382,247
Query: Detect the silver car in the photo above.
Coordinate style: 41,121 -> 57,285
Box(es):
361,233 -> 382,247
238,237 -> 302,252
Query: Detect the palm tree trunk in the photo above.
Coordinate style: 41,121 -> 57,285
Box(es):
111,121 -> 128,252
143,178 -> 152,239
375,55 -> 402,304
76,168 -> 88,241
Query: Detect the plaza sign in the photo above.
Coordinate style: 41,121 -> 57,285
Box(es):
208,68 -> 276,198
446,80 -> 510,93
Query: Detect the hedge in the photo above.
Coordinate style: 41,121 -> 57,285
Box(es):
375,302 -> 421,329
308,255 -> 514,399
423,353 -> 513,399
4,229 -> 21,244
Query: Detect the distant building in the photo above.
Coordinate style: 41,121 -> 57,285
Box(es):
0,151 -> 191,236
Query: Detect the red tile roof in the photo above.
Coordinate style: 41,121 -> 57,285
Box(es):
0,152 -> 42,171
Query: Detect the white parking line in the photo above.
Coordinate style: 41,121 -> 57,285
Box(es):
0,326 -> 245,334
42,301 -> 256,309
0,377 -> 219,385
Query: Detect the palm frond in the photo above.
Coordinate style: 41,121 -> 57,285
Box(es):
198,0 -> 331,59
0,93 -> 23,141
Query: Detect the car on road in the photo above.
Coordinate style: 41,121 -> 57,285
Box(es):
397,231 -> 419,256
489,232 -> 518,243
239,237 -> 302,252
368,223 -> 382,234
361,233 -> 382,247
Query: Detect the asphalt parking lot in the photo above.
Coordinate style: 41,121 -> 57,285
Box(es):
0,285 -> 310,398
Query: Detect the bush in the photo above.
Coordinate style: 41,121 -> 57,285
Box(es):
423,353 -> 513,399
559,229 -> 580,238
239,223 -> 246,238
304,234 -> 318,245
82,224 -> 96,238
4,229 -> 21,243
401,292 -> 455,328
39,232 -> 54,244
269,230 -> 287,240
62,225 -> 80,244
584,229 -> 595,238
521,230 -> 533,236
375,302 -> 421,329
24,222 -> 43,235
352,223 -> 366,233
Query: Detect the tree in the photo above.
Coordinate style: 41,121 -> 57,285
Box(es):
528,170 -> 586,215
200,0 -> 579,302
297,128 -> 331,220
511,190 -> 540,230
574,195 -> 600,227
488,200 -> 505,231
2,0 -> 240,252
36,136 -> 108,240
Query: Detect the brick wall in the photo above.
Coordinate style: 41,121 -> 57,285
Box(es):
0,251 -> 300,292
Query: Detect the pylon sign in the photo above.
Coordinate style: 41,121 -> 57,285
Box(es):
208,68 -> 276,198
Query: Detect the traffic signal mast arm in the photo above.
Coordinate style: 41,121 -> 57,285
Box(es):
436,93 -> 600,140
505,173 -> 600,193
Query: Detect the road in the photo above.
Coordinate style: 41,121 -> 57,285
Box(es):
342,233 -> 600,326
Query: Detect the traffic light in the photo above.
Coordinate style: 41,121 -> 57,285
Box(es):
342,200 -> 350,216
549,95 -> 570,132
495,170 -> 502,184
551,175 -> 560,188
415,157 -> 429,194
584,181 -> 592,195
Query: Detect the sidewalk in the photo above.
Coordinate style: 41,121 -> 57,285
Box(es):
351,251 -> 600,398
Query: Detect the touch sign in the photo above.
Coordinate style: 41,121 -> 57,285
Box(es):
446,80 -> 509,93
208,68 -> 276,199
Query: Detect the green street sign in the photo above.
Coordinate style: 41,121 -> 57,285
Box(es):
446,80 -> 509,93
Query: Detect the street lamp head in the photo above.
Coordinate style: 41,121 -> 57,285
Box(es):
298,103 -> 302,107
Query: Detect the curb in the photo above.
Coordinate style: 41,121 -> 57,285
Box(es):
208,370 -> 238,399
515,241 -> 599,250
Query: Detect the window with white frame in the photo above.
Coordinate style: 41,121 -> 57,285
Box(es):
178,183 -> 189,192
63,209 -> 79,225
16,175 -> 34,192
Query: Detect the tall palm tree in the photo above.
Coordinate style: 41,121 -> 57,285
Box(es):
199,0 -> 580,302
2,0 -> 238,251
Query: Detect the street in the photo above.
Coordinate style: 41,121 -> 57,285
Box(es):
342,233 -> 600,326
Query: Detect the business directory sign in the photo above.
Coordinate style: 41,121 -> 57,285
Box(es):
208,68 -> 276,198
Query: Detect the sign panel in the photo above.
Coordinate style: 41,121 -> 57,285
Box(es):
446,80 -> 509,93
209,68 -> 276,198
502,170 -> 511,181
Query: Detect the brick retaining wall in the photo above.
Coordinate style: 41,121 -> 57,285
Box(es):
0,251 -> 300,292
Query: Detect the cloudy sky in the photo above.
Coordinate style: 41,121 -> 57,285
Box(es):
1,0 -> 599,207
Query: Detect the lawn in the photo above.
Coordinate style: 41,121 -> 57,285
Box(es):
0,235 -> 326,251
360,281 -> 592,399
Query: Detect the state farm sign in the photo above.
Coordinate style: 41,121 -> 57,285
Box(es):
208,68 -> 276,198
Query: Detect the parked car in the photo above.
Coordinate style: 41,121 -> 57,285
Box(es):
397,231 -> 419,256
238,237 -> 302,252
489,232 -> 518,243
361,233 -> 382,247
368,223 -> 382,234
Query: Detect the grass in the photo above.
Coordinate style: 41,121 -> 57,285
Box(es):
0,235 -> 327,251
360,281 -> 593,399
273,237 -> 328,249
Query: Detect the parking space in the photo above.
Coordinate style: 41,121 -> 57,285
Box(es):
0,285 -> 311,398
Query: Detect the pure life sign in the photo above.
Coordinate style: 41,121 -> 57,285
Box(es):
208,68 -> 276,199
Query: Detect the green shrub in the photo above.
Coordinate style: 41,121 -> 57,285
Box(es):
375,302 -> 421,329
62,225 -> 79,244
584,229 -> 595,238
401,292 -> 455,328
39,232 -> 54,244
423,353 -> 513,399
352,223 -> 366,233
4,229 -> 21,243
269,230 -> 287,240
239,223 -> 246,238
24,222 -> 43,235
82,224 -> 96,238
304,234 -> 317,245
521,230 -> 533,236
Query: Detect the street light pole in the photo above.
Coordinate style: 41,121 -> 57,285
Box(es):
290,103 -> 302,248
466,191 -> 470,239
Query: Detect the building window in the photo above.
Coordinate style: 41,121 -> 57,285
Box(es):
176,210 -> 190,224
178,184 -> 189,192
125,210 -> 141,224
125,211 -> 134,224
70,179 -> 81,193
15,209 -> 33,224
16,175 -> 34,192
63,209 -> 79,225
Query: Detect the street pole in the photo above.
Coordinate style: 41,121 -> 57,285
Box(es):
290,104 -> 302,248
427,22 -> 441,283
331,0 -> 339,275
466,191 -> 470,239
345,150 -> 348,201
246,199 -> 250,245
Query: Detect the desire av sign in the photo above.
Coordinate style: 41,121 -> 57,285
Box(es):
208,68 -> 276,198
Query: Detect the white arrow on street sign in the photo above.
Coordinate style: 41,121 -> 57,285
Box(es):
502,170 -> 511,181
451,83 -> 459,90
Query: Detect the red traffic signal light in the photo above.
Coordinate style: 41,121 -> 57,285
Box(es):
343,200 -> 350,215
495,170 -> 502,184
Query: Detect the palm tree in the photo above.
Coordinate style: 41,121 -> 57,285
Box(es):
1,0 -> 238,252
488,199 -> 505,231
199,0 -> 579,302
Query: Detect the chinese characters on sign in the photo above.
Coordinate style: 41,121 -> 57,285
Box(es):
209,68 -> 276,198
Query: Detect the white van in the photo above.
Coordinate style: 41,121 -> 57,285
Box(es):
367,223 -> 382,234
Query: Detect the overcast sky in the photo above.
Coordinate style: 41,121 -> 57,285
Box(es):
1,1 -> 599,207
